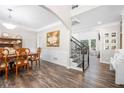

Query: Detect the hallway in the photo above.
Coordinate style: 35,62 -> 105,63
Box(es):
83,55 -> 122,87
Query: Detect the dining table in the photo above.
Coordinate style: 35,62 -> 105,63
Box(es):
6,52 -> 38,69
7,52 -> 38,58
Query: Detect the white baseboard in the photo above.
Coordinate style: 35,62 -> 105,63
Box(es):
100,61 -> 110,64
42,58 -> 68,68
70,66 -> 82,71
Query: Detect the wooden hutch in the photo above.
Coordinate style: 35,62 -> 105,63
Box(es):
0,37 -> 22,48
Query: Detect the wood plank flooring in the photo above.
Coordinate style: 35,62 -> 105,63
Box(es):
0,56 -> 124,88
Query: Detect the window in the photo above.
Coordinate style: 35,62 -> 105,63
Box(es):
81,40 -> 89,47
91,39 -> 96,50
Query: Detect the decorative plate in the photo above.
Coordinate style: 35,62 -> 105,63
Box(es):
1,32 -> 9,37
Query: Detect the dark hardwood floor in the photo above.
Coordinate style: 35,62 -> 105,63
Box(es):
0,56 -> 124,88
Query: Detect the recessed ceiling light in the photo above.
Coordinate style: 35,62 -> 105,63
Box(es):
97,21 -> 102,25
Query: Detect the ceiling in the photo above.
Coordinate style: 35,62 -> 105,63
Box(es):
71,5 -> 99,17
0,5 -> 59,31
72,5 -> 124,33
1,5 -> 123,33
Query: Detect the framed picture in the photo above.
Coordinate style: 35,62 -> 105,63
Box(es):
105,39 -> 109,43
111,39 -> 116,43
46,31 -> 60,47
111,46 -> 116,49
111,32 -> 116,37
104,33 -> 109,37
104,46 -> 109,50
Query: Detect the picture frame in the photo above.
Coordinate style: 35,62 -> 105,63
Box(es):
111,39 -> 116,43
105,39 -> 109,43
111,46 -> 116,50
111,32 -> 116,37
46,31 -> 60,47
104,46 -> 109,50
104,33 -> 109,37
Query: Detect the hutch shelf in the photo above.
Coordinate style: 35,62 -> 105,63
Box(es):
0,37 -> 22,48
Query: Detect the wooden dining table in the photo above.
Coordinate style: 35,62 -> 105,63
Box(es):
7,52 -> 38,69
7,52 -> 38,58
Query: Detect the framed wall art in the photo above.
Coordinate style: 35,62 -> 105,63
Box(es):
104,46 -> 109,50
105,39 -> 109,43
103,31 -> 118,50
104,33 -> 109,38
111,46 -> 116,50
111,39 -> 116,43
46,31 -> 60,47
111,32 -> 116,37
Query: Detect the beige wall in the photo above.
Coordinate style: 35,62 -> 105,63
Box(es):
0,24 -> 37,52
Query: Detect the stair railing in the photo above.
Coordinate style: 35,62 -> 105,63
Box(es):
70,36 -> 89,71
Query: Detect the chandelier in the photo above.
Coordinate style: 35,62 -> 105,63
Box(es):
2,8 -> 16,29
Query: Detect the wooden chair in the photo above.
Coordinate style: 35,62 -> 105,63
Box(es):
15,48 -> 30,77
30,48 -> 41,67
0,48 -> 9,80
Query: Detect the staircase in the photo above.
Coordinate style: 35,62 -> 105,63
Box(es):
70,36 -> 89,71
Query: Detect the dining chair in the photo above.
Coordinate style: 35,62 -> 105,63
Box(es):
0,48 -> 9,80
30,47 -> 41,67
15,48 -> 30,77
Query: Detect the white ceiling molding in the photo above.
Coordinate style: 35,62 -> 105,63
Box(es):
72,21 -> 120,34
94,21 -> 120,29
71,5 -> 100,17
71,17 -> 80,25
37,21 -> 62,32
0,18 -> 60,32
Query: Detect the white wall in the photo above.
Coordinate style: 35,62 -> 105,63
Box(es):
37,22 -> 70,67
122,15 -> 124,48
99,22 -> 120,64
45,6 -> 71,29
72,30 -> 99,51
72,22 -> 120,64
0,24 -> 37,52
